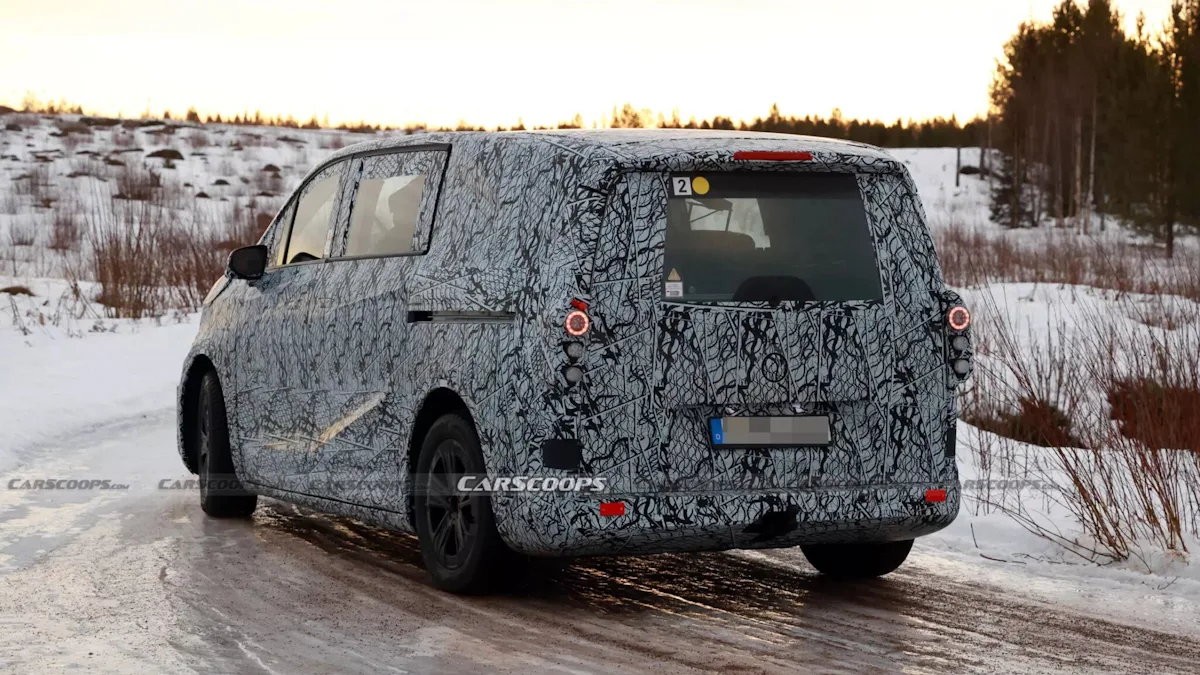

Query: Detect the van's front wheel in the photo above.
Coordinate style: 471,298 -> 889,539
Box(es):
196,372 -> 257,519
800,539 -> 913,579
414,413 -> 524,594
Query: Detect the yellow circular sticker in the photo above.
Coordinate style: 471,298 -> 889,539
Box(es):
692,176 -> 710,195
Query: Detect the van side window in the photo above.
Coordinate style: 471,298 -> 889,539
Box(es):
265,201 -> 295,268
345,174 -> 426,256
333,149 -> 448,258
282,164 -> 344,264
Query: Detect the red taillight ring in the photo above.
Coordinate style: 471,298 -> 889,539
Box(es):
565,310 -> 590,337
948,306 -> 971,332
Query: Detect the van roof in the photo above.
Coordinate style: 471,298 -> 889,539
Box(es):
325,129 -> 898,168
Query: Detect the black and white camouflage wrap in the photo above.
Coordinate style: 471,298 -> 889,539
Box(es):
179,130 -> 964,557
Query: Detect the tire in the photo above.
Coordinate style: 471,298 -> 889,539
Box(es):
414,412 -> 524,594
800,539 -> 913,579
196,372 -> 258,519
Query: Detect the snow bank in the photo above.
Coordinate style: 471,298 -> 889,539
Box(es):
0,276 -> 197,471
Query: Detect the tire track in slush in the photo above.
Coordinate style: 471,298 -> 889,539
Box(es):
2,414 -> 1196,675
161,499 -> 1200,675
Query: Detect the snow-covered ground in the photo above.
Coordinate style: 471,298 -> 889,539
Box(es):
0,276 -> 196,472
1,115 -> 1197,619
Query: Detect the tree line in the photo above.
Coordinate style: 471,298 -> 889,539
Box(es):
11,92 -> 986,149
447,104 -> 986,149
989,0 -> 1199,255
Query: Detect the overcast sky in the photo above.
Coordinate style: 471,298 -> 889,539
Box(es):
0,0 -> 1176,127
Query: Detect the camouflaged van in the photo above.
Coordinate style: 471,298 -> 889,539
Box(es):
178,130 -> 973,593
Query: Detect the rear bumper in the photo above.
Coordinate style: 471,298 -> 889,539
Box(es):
495,482 -> 959,557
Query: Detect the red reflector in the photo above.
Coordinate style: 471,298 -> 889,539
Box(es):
732,150 -> 813,161
599,501 -> 625,517
925,489 -> 947,503
570,298 -> 588,312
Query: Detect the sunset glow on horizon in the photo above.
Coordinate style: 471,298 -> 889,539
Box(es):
1,0 -> 1176,128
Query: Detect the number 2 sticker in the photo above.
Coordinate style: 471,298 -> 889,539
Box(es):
672,177 -> 692,196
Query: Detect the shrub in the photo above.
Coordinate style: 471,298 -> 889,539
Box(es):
962,280 -> 1200,562
965,396 -> 1083,449
87,198 -> 168,318
115,165 -> 162,201
1108,380 -> 1200,451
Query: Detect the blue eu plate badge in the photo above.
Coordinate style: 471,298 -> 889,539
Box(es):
709,418 -> 724,444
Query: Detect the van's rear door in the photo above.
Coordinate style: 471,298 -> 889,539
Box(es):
654,171 -> 887,408
580,166 -> 949,495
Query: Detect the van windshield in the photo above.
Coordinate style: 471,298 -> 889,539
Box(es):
663,172 -> 883,303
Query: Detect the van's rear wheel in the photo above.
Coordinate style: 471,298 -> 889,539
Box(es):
800,540 -> 913,579
196,372 -> 257,519
414,413 -> 524,594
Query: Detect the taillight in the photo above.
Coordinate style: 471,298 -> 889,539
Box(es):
947,306 -> 971,332
565,310 -> 590,337
946,305 -> 972,380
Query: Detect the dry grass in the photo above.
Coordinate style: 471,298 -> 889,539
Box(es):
59,128 -> 92,154
319,133 -> 346,150
936,226 -> 1200,301
12,164 -> 55,207
49,206 -> 82,252
253,169 -> 284,196
79,184 -> 275,317
67,156 -> 108,180
114,164 -> 162,201
1108,380 -> 1200,452
7,217 -> 37,247
87,198 -> 169,318
960,274 -> 1200,562
0,190 -> 19,215
186,129 -> 210,149
937,216 -> 1200,561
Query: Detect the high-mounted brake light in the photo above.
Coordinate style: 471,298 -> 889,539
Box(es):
565,310 -> 590,337
732,150 -> 813,161
947,306 -> 971,332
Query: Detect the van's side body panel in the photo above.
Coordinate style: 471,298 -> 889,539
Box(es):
178,130 -> 960,556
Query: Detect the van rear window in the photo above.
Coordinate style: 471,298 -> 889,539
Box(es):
663,173 -> 882,303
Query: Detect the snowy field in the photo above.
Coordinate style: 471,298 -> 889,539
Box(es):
1,116 -> 1198,618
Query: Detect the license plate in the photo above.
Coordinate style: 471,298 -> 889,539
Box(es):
709,416 -> 831,447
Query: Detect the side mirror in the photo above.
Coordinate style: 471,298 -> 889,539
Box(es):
227,245 -> 268,280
